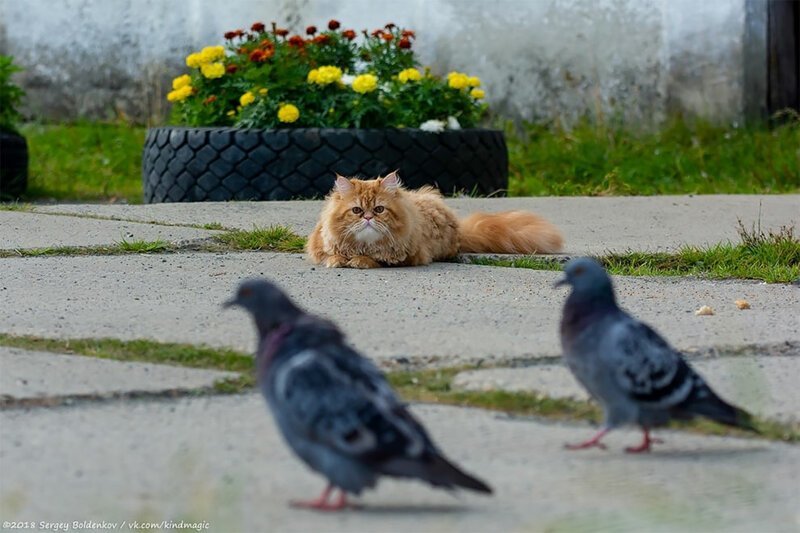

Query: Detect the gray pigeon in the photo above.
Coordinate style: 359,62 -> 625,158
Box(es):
555,257 -> 758,452
224,279 -> 492,510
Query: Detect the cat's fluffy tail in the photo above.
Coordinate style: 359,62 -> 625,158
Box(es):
458,211 -> 564,254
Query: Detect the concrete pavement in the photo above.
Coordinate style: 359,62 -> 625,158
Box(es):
0,195 -> 798,533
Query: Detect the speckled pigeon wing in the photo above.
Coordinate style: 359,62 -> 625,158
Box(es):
607,318 -> 696,408
273,345 -> 428,462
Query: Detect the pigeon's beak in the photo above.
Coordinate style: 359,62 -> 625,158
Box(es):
553,276 -> 568,288
222,297 -> 239,309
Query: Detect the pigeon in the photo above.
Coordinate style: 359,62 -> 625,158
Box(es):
224,279 -> 492,510
555,257 -> 759,453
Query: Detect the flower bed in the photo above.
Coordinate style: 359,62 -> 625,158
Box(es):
143,20 -> 507,202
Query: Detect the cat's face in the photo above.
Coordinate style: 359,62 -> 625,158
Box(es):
327,173 -> 406,244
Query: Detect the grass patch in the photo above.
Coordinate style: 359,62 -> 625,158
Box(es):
202,222 -> 225,230
1,334 -> 795,441
507,116 -> 800,196
116,238 -> 169,253
215,225 -> 307,252
20,122 -> 145,203
468,223 -> 800,283
0,239 -> 176,258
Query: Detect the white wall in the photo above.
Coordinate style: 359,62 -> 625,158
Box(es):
0,0 -> 763,126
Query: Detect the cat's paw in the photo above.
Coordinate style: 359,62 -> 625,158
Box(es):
324,255 -> 349,268
347,255 -> 381,269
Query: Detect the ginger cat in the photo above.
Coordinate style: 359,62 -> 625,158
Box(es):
306,172 -> 563,268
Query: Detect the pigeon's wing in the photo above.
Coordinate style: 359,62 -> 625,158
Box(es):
273,344 -> 429,462
606,318 -> 696,408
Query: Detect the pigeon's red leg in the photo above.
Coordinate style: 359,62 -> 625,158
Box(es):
290,484 -> 334,509
565,428 -> 610,450
327,490 -> 348,510
625,429 -> 661,453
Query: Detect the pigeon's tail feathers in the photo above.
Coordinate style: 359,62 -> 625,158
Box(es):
679,392 -> 761,434
381,454 -> 493,494
458,211 -> 563,254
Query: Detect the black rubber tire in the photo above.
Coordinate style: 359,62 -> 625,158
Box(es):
0,130 -> 28,200
142,127 -> 508,202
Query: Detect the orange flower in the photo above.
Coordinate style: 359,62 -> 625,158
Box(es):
371,29 -> 384,37
342,29 -> 356,40
398,37 -> 411,49
251,22 -> 265,32
259,39 -> 274,48
288,35 -> 305,47
224,31 -> 238,40
402,30 -> 415,38
306,25 -> 317,35
381,33 -> 393,42
249,50 -> 267,62
274,28 -> 289,37
203,95 -> 217,105
328,19 -> 340,30
225,64 -> 238,73
314,34 -> 331,45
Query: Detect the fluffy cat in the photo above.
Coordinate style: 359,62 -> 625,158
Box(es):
306,172 -> 563,268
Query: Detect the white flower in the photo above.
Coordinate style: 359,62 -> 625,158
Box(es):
419,119 -> 446,133
446,116 -> 461,130
341,74 -> 356,86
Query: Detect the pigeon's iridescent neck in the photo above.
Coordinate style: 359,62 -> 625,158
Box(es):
257,323 -> 293,376
561,291 -> 618,338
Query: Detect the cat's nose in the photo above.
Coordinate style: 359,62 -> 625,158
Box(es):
363,213 -> 374,220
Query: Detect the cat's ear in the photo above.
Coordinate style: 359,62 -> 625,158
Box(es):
381,170 -> 402,190
333,174 -> 353,194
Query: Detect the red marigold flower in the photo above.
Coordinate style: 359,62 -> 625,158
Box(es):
381,32 -> 393,42
225,64 -> 238,73
328,19 -> 340,30
342,29 -> 356,40
251,22 -> 265,32
234,29 -> 245,37
224,31 -> 238,40
385,23 -> 396,29
371,29 -> 384,37
398,37 -> 411,49
402,30 -> 415,38
203,95 -> 217,105
314,34 -> 331,45
249,50 -> 267,62
262,47 -> 275,59
274,28 -> 289,37
288,35 -> 305,47
259,39 -> 273,48
306,25 -> 317,35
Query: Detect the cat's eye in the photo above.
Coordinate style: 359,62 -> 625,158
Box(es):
351,206 -> 363,215
373,206 -> 385,214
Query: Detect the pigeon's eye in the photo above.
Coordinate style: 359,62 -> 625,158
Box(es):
573,266 -> 585,276
351,206 -> 363,215
373,206 -> 385,214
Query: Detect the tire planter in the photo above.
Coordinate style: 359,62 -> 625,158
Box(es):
142,127 -> 508,202
0,130 -> 28,200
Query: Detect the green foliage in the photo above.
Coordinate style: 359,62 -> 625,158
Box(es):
0,55 -> 25,133
215,225 -> 307,252
168,20 -> 486,129
507,116 -> 800,195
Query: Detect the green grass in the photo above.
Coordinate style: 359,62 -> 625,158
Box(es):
506,116 -> 800,196
469,223 -> 800,284
0,333 -> 795,441
116,238 -> 169,253
20,122 -> 145,203
0,239 -> 175,258
215,225 -> 307,252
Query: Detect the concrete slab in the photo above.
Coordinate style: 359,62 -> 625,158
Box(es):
0,347 -> 237,400
0,211 -> 216,250
1,397 -> 797,532
453,356 -> 800,423
32,194 -> 800,254
0,253 -> 796,362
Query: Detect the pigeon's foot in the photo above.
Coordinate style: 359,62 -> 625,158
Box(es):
564,428 -> 610,451
290,485 -> 350,512
624,429 -> 663,453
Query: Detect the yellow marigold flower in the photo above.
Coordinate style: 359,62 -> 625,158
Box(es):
200,45 -> 226,63
200,62 -> 225,79
166,85 -> 193,102
470,88 -> 485,99
315,65 -> 343,85
278,103 -> 300,123
259,88 -> 268,95
239,91 -> 256,106
307,69 -> 319,83
185,53 -> 203,68
226,110 -> 235,116
447,71 -> 469,90
352,74 -> 378,94
172,74 -> 192,90
398,68 -> 422,83
467,76 -> 481,87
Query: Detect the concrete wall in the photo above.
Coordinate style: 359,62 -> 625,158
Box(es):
0,0 -> 765,126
